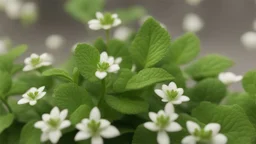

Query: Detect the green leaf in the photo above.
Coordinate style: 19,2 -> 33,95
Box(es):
191,78 -> 227,103
0,114 -> 14,134
132,125 -> 157,144
185,54 -> 233,80
162,63 -> 186,88
98,100 -> 123,122
54,83 -> 94,113
192,102 -> 256,144
116,6 -> 147,24
6,80 -> 30,97
130,17 -> 171,68
0,123 -> 22,144
20,121 -> 41,144
163,32 -> 200,65
7,44 -> 27,60
42,68 -> 73,82
65,0 -> 104,23
75,44 -> 100,81
113,69 -> 134,92
242,70 -> 256,96
94,37 -> 107,52
70,104 -> 91,125
0,70 -> 12,97
105,94 -> 149,114
126,68 -> 174,90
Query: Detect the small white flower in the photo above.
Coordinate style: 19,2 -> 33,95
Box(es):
75,107 -> 120,144
20,2 -> 38,24
23,53 -> 53,71
218,72 -> 243,85
95,52 -> 121,79
17,86 -> 46,106
144,103 -> 182,144
183,13 -> 204,33
45,34 -> 65,50
34,107 -> 71,144
113,26 -> 132,41
182,121 -> 227,144
5,0 -> 22,19
185,0 -> 203,6
0,40 -> 8,54
154,82 -> 190,105
241,31 -> 256,50
88,12 -> 121,30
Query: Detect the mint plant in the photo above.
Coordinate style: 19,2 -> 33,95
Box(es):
0,10 -> 256,144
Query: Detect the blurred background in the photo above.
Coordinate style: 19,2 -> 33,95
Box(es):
0,0 -> 256,79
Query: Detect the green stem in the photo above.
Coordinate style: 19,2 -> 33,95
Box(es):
0,97 -> 12,113
98,79 -> 106,106
105,29 -> 111,51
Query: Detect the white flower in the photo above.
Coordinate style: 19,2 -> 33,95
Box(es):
45,34 -> 65,50
17,86 -> 46,106
74,107 -> 120,144
113,26 -> 132,41
0,40 -> 8,54
182,121 -> 227,144
88,12 -> 121,30
23,53 -> 53,71
185,0 -> 203,6
154,82 -> 190,105
183,13 -> 204,33
95,52 -> 121,79
5,0 -> 22,19
218,72 -> 243,85
241,31 -> 256,50
144,103 -> 182,144
20,2 -> 38,24
34,107 -> 71,144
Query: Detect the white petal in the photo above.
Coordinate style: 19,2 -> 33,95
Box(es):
50,107 -> 60,119
37,92 -> 46,99
168,82 -> 177,90
60,120 -> 71,129
90,107 -> 101,120
27,87 -> 37,93
165,122 -> 182,132
100,126 -> 120,138
170,113 -> 179,121
41,62 -> 52,66
172,100 -> 183,105
29,100 -> 37,106
40,132 -> 49,142
114,57 -> 122,64
157,131 -> 170,144
88,19 -> 100,25
204,123 -> 221,136
211,134 -> 228,144
107,56 -> 115,65
17,98 -> 29,105
31,53 -> 39,58
113,19 -> 121,26
107,64 -> 120,73
96,12 -> 104,19
34,121 -> 46,129
74,131 -> 91,141
154,89 -> 166,98
38,86 -> 45,93
149,112 -> 157,122
100,119 -> 110,129
49,130 -> 62,144
144,122 -> 159,132
164,103 -> 175,115
186,121 -> 200,134
23,65 -> 34,71
102,25 -> 112,30
42,114 -> 50,121
100,52 -> 108,62
89,23 -> 102,30
24,57 -> 31,64
60,109 -> 68,120
181,135 -> 197,144
177,88 -> 184,95
162,84 -> 170,92
76,123 -> 86,131
95,71 -> 108,79
111,13 -> 118,19
179,96 -> 190,102
40,53 -> 52,61
91,136 -> 103,144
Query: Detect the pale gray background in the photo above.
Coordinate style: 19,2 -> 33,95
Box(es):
0,0 -> 256,89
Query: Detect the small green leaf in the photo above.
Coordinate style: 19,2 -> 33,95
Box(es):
113,69 -> 134,92
132,125 -> 157,144
126,68 -> 174,90
54,83 -> 94,113
192,102 -> 256,144
42,68 -> 73,82
162,63 -> 186,88
163,32 -> 200,65
94,37 -> 107,52
20,121 -> 41,144
6,80 -> 29,97
75,44 -> 100,81
242,70 -> 256,96
185,54 -> 233,80
0,70 -> 12,97
7,44 -> 27,60
105,94 -> 149,114
191,78 -> 227,103
116,6 -> 147,24
70,104 -> 91,125
130,17 -> 171,68
0,113 -> 14,134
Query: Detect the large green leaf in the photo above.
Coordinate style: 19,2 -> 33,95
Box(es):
113,69 -> 134,92
42,68 -> 73,82
163,33 -> 200,65
20,121 -> 41,144
70,104 -> 91,125
185,54 -> 233,80
75,44 -> 100,81
126,68 -> 174,90
162,63 -> 186,88
130,18 -> 171,68
0,70 -> 12,97
192,102 -> 256,144
0,114 -> 14,134
242,70 -> 256,96
54,83 -> 94,113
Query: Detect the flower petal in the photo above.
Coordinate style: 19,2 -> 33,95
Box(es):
181,135 -> 197,144
31,53 -> 39,59
95,71 -> 107,79
102,25 -> 112,30
165,122 -> 182,132
50,107 -> 60,119
60,120 -> 71,129
42,114 -> 50,121
186,121 -> 200,134
177,88 -> 184,95
38,86 -> 45,93
89,23 -> 102,30
180,96 -> 190,102
114,57 -> 122,64
168,82 -> 177,90
91,136 -> 103,144
157,131 -> 170,144
60,109 -> 68,120
24,57 -> 31,64
111,13 -> 118,18
90,107 -> 101,120
107,64 -> 120,73
100,52 -> 108,62
211,134 -> 228,144
17,98 -> 29,105
49,130 -> 62,144
88,19 -> 100,25
40,132 -> 49,142
144,122 -> 159,132
154,89 -> 166,98
162,84 -> 170,92
164,102 -> 175,115
107,56 -> 115,65
76,123 -> 86,131
113,19 -> 121,26
34,121 -> 46,129
37,92 -> 46,99
170,113 -> 179,121
96,12 -> 104,19
100,126 -> 120,138
29,100 -> 37,106
23,65 -> 34,71
100,119 -> 110,129
74,131 -> 91,141
149,112 -> 157,122
204,123 -> 221,136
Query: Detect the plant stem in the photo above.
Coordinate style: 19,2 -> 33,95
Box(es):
98,79 -> 106,106
105,29 -> 111,51
0,97 -> 12,113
